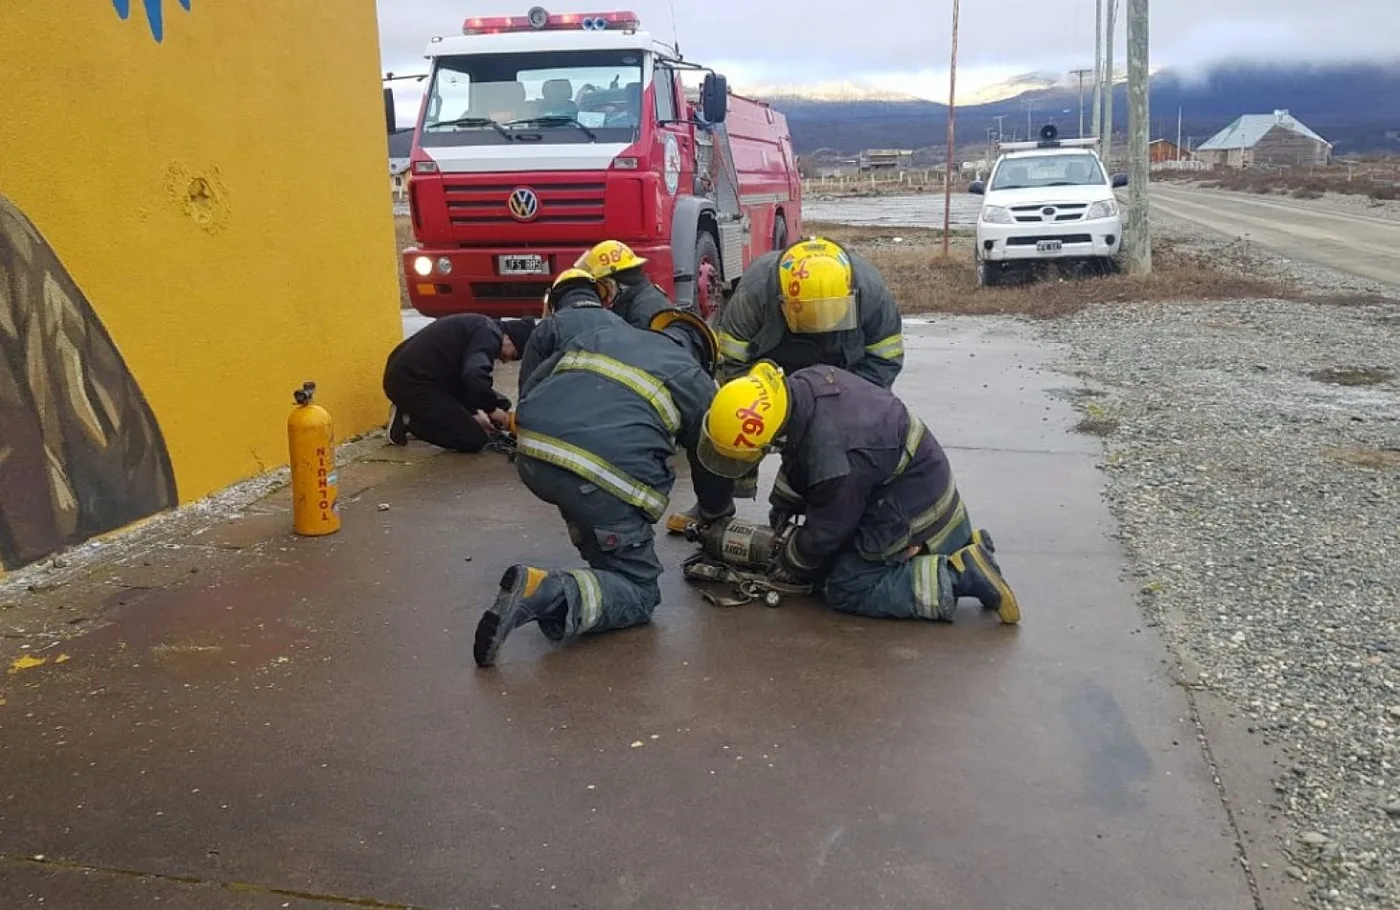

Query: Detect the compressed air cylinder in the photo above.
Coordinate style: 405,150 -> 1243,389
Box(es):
287,381 -> 340,536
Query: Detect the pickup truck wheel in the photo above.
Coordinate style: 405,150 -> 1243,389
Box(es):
694,231 -> 723,321
976,255 -> 1000,288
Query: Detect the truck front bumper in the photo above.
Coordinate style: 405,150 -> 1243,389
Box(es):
977,216 -> 1123,263
403,244 -> 676,318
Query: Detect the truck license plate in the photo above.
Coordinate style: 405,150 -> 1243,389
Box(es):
498,254 -> 549,275
1036,240 -> 1063,252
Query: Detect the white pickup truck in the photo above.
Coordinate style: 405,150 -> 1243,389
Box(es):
968,125 -> 1127,287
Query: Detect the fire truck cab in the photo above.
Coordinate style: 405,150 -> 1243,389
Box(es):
394,7 -> 803,320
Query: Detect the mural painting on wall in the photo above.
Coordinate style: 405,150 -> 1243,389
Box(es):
112,0 -> 192,43
0,196 -> 179,572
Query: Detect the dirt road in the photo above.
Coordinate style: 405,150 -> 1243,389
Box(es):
1151,184 -> 1400,288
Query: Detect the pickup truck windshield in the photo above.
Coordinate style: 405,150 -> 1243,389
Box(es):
990,153 -> 1106,190
420,50 -> 645,147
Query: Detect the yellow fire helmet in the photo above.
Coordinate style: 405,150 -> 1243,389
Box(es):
778,250 -> 858,335
575,239 -> 649,279
783,236 -> 849,263
543,267 -> 605,312
697,361 -> 790,478
649,308 -> 719,375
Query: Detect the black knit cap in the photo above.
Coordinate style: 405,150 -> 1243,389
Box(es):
498,318 -> 537,353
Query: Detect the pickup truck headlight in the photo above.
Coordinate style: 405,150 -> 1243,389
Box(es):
980,205 -> 1013,224
1086,199 -> 1119,220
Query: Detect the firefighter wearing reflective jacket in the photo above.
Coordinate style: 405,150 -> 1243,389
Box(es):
572,239 -> 677,330
668,237 -> 904,531
473,270 -> 734,667
696,362 -> 1020,625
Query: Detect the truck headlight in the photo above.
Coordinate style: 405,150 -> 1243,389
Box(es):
1086,199 -> 1118,220
413,256 -> 434,277
980,205 -> 1013,224
436,257 -> 452,275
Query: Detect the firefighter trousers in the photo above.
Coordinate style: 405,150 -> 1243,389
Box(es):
382,377 -> 490,453
516,456 -> 664,643
821,514 -> 974,620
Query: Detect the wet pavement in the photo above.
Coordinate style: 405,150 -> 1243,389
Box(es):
804,193 -> 982,230
0,319 -> 1264,909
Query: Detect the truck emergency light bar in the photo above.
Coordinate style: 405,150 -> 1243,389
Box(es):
463,7 -> 641,34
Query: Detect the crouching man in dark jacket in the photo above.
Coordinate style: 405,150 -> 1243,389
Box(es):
695,362 -> 1020,624
473,269 -> 735,667
382,313 -> 535,452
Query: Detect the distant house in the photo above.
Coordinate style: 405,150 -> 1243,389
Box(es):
1149,138 -> 1187,162
1194,110 -> 1333,169
858,149 -> 913,172
390,158 -> 410,202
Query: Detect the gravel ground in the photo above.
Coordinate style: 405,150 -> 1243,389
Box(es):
1043,226 -> 1400,909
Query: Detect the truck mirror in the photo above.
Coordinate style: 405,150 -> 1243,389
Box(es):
968,180 -> 985,195
701,73 -> 728,124
384,87 -> 397,135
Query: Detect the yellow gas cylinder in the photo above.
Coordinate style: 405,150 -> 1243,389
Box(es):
287,381 -> 340,536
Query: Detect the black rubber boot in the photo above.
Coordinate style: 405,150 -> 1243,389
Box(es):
948,537 -> 1020,625
473,565 -> 567,666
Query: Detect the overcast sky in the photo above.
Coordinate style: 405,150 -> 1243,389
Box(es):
378,0 -> 1400,103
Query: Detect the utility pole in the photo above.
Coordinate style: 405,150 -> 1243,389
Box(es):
1070,68 -> 1093,137
1176,105 -> 1183,160
1024,97 -> 1034,137
1125,0 -> 1150,274
1102,0 -> 1116,164
1092,0 -> 1103,140
941,0 -> 960,257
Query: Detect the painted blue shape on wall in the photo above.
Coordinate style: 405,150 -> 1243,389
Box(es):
112,0 -> 192,43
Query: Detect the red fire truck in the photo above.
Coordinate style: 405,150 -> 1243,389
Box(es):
390,7 -> 803,320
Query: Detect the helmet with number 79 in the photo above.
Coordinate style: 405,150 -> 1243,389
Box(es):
778,247 -> 857,335
696,362 -> 790,478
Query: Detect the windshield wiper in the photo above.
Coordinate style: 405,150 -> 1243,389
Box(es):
426,116 -> 513,140
504,115 -> 597,141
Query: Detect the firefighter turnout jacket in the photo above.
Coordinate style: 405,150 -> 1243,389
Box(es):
770,365 -> 966,572
609,276 -> 675,331
713,249 -> 904,388
514,301 -> 734,525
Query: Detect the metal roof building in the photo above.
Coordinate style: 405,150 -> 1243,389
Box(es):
1195,110 -> 1333,168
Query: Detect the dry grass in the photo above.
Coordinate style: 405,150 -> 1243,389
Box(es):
1308,366 -> 1395,387
395,215 -> 415,309
1158,163 -> 1400,202
855,242 -> 1289,318
1325,447 -> 1400,470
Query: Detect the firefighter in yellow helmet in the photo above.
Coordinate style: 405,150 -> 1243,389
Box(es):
473,269 -> 735,666
696,361 -> 1020,625
669,236 -> 905,532
573,240 -> 676,331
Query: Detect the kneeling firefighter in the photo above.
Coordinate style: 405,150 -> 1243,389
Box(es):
695,362 -> 1021,624
667,238 -> 905,532
382,313 -> 535,452
572,239 -> 677,330
474,270 -> 735,667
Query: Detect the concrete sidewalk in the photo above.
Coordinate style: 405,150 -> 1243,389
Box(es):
0,320 -> 1271,909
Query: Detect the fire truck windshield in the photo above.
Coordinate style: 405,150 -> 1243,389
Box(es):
420,49 -> 644,147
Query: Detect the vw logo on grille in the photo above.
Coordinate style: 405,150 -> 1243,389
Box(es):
508,187 -> 540,222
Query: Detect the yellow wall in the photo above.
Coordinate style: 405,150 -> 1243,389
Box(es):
0,1 -> 401,569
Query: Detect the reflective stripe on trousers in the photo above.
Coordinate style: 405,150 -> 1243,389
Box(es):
553,350 -> 681,434
515,431 -> 669,522
716,330 -> 750,362
910,554 -> 945,620
568,568 -> 604,632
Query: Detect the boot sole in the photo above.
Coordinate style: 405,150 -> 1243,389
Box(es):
473,567 -> 527,666
666,513 -> 698,535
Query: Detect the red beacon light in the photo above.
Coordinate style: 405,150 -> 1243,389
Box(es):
463,7 -> 641,34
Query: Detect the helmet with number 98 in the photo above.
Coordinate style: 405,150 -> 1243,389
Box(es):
778,250 -> 857,335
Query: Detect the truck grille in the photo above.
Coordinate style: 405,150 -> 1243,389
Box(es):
442,180 -> 607,226
470,281 -> 549,300
1011,203 -> 1089,223
1006,234 -> 1093,246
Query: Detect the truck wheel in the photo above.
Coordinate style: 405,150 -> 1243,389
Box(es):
694,231 -> 723,321
976,255 -> 1000,288
772,214 -> 788,251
